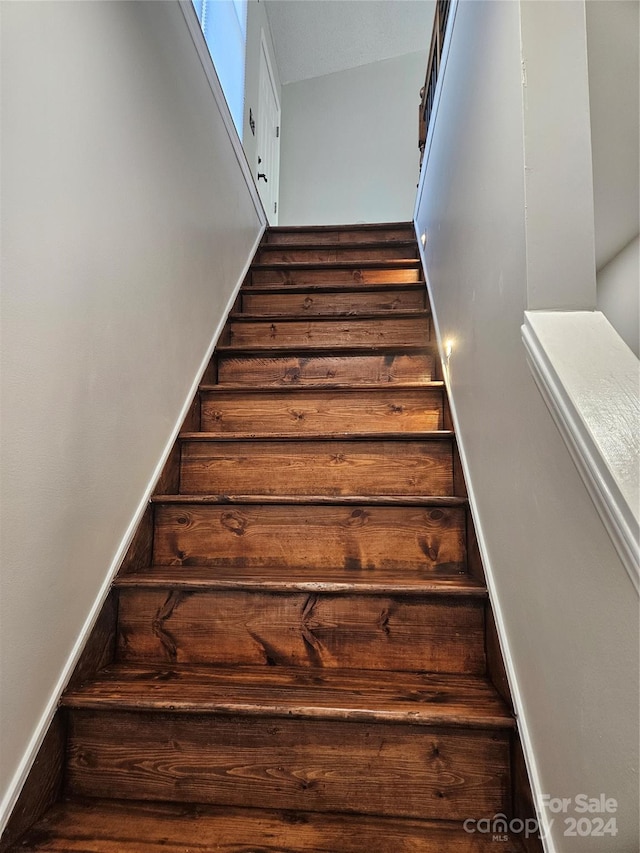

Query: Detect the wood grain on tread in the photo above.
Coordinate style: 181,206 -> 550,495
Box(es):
231,310 -> 430,321
115,588 -> 484,672
250,266 -> 422,287
265,221 -> 414,242
64,666 -> 512,729
241,287 -> 426,315
216,352 -> 435,385
255,243 -> 418,264
152,494 -> 467,505
199,387 -> 444,433
178,439 -> 453,496
243,281 -> 426,294
66,711 -> 510,820
114,565 -> 484,595
180,432 -> 452,441
151,503 -> 466,573
9,798 -> 527,852
200,381 -> 445,391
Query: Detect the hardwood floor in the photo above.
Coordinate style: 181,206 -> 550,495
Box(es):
4,222 -> 538,852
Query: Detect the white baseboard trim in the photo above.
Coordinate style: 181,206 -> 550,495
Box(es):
0,223 -> 266,838
414,226 -> 556,853
522,312 -> 639,594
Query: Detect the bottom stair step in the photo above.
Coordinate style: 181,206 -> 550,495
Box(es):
61,667 -> 513,821
10,798 -> 528,852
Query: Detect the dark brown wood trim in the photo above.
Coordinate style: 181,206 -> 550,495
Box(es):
0,714 -> 65,852
512,733 -> 545,852
67,591 -> 119,690
485,604 -> 513,711
118,503 -> 154,577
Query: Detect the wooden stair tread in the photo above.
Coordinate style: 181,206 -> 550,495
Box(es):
242,281 -> 426,293
151,494 -> 468,506
114,565 -> 484,595
269,221 -> 413,232
251,260 -> 421,270
10,798 -> 526,852
229,310 -> 430,321
258,240 -> 417,252
63,664 -> 513,729
178,431 -> 453,442
200,381 -> 444,392
216,343 -> 433,354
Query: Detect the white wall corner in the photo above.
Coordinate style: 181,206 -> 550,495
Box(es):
522,310 -> 640,593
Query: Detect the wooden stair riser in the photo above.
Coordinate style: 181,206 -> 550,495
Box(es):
216,352 -> 436,386
116,588 -> 485,672
255,244 -> 418,264
152,504 -> 467,573
250,267 -> 422,287
265,225 -> 416,245
66,711 -> 511,821
241,287 -> 427,315
225,316 -> 431,348
199,387 -> 445,434
178,439 -> 453,496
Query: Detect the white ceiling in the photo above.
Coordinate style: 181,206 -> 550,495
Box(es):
264,0 -> 436,85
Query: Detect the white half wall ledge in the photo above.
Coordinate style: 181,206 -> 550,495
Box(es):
522,310 -> 640,593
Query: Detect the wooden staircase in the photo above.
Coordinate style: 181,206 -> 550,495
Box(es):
5,223 -> 538,852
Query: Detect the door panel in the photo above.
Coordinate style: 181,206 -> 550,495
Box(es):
256,33 -> 280,224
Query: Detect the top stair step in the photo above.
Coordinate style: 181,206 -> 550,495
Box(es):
265,222 -> 415,245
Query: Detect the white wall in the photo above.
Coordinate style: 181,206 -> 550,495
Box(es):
597,235 -> 640,358
0,0 -> 263,828
586,0 -> 639,359
586,0 -> 640,270
279,51 -> 425,225
519,0 -> 597,310
415,2 -> 639,851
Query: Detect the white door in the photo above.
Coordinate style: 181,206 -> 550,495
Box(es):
256,34 -> 281,224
